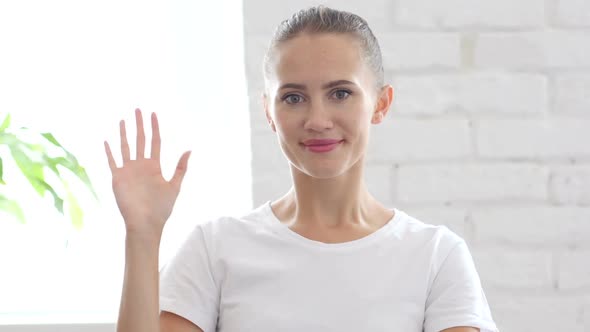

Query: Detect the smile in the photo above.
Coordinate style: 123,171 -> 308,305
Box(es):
302,139 -> 344,153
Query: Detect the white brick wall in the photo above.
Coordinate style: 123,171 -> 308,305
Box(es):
476,118 -> 590,159
471,207 -> 590,248
379,33 -> 461,69
487,295 -> 586,332
555,0 -> 590,27
364,163 -> 396,206
391,73 -> 548,114
243,1 -> 590,330
390,0 -> 545,29
550,165 -> 590,205
367,117 -> 472,162
398,163 -> 549,203
471,249 -> 554,289
475,31 -> 590,69
554,74 -> 590,113
557,250 -> 590,290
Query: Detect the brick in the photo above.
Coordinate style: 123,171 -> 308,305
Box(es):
392,73 -> 547,114
476,118 -> 590,159
472,207 -> 590,248
550,165 -> 590,206
475,31 -> 590,69
471,248 -> 553,289
555,0 -> 590,27
365,164 -> 395,206
367,117 -> 471,162
557,250 -> 590,290
379,33 -> 460,70
391,0 -> 544,28
397,163 -> 548,203
554,74 -> 590,113
486,293 -> 585,332
399,207 -> 469,240
243,0 -> 396,35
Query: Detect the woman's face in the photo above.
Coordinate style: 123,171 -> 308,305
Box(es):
263,32 -> 393,179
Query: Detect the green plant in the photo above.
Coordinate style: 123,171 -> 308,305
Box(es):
0,113 -> 98,229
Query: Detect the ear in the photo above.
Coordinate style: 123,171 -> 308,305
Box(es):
371,84 -> 394,125
262,93 -> 277,132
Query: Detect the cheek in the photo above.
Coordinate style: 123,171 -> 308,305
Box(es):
343,102 -> 373,130
273,110 -> 298,136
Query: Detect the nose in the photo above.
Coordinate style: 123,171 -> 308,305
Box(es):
303,100 -> 333,132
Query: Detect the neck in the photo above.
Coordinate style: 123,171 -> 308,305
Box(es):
272,160 -> 385,229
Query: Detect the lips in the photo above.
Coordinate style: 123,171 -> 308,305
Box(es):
302,139 -> 344,153
302,139 -> 343,146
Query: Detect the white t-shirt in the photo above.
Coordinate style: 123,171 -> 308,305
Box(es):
160,201 -> 498,332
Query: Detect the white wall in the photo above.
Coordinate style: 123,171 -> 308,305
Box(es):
0,0 -> 248,331
243,1 -> 590,331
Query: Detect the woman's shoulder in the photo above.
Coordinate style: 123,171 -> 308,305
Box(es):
391,207 -> 466,251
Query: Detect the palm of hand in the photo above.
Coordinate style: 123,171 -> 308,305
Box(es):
104,109 -> 191,235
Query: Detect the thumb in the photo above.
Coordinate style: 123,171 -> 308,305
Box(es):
170,150 -> 191,189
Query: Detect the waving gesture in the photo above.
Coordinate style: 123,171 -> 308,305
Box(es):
104,108 -> 191,237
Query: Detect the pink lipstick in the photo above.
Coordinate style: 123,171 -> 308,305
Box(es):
302,139 -> 343,153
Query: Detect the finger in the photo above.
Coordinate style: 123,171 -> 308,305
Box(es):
120,119 -> 131,163
104,140 -> 117,173
151,112 -> 161,160
135,108 -> 146,159
170,151 -> 191,189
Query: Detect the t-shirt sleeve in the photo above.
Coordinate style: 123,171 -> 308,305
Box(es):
424,240 -> 499,332
159,224 -> 219,332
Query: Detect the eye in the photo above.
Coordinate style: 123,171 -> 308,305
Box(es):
332,89 -> 351,100
283,94 -> 305,104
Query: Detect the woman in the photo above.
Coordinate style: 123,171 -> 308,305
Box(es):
105,6 -> 498,332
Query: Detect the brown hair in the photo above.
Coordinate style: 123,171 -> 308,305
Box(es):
263,5 -> 384,89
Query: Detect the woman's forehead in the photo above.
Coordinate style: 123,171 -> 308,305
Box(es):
276,33 -> 362,66
269,33 -> 369,86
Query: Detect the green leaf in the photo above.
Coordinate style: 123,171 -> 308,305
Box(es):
0,157 -> 4,185
41,132 -> 62,148
9,144 -> 46,196
0,132 -> 16,145
37,179 -> 65,215
2,128 -> 96,228
8,144 -> 65,214
52,156 -> 98,200
41,133 -> 98,200
0,194 -> 26,223
42,136 -> 99,201
63,181 -> 84,230
0,114 -> 10,132
42,155 -> 61,176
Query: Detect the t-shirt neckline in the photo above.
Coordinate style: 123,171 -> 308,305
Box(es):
263,200 -> 403,250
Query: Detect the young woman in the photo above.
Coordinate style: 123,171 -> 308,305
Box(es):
106,6 -> 498,332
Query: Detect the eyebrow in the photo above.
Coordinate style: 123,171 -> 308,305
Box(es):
278,80 -> 356,91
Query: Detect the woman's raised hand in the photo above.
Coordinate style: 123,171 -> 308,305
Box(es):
104,108 -> 191,238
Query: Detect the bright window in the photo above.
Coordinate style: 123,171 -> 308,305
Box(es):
0,0 -> 250,324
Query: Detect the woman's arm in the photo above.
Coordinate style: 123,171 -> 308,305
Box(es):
441,327 -> 480,332
160,311 -> 204,332
116,232 -> 162,332
105,109 -> 193,332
